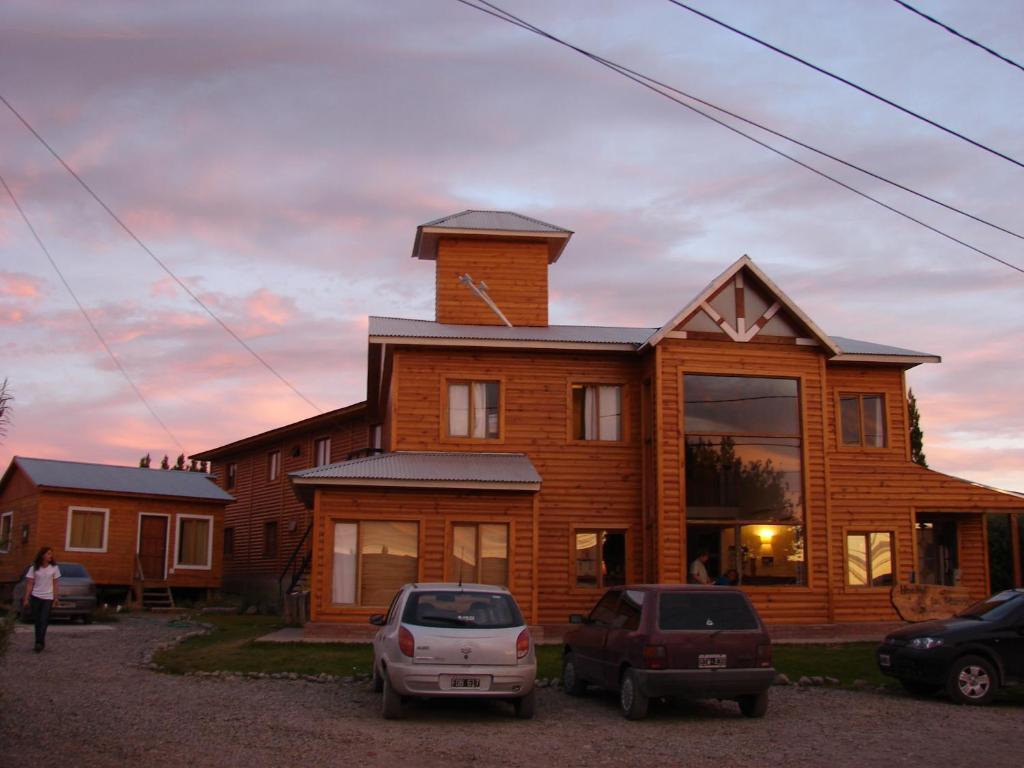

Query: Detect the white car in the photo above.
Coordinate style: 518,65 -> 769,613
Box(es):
370,583 -> 537,719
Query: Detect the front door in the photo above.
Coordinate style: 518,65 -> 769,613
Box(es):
138,515 -> 168,581
916,515 -> 959,586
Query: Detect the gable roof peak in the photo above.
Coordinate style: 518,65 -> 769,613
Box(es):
642,254 -> 840,355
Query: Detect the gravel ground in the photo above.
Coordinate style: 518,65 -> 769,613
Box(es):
1,616 -> 1022,768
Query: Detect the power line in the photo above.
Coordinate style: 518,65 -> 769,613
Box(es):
0,93 -> 323,415
1,172 -> 185,453
892,0 -> 1024,74
664,0 -> 1024,171
457,1 -> 1024,275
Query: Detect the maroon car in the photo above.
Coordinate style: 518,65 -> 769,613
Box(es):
562,585 -> 775,719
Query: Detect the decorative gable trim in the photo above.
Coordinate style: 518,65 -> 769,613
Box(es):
641,255 -> 841,355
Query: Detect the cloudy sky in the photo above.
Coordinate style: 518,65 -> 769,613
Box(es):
1,0 -> 1021,490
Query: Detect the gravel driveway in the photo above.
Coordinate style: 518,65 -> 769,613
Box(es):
1,615 -> 1022,768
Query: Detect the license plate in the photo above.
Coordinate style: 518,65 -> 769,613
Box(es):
55,601 -> 75,609
698,654 -> 727,669
879,653 -> 891,668
451,677 -> 481,689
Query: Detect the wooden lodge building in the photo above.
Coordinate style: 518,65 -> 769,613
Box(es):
0,457 -> 232,604
194,210 -> 1024,629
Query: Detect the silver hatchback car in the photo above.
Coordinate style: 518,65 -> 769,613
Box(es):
370,583 -> 537,719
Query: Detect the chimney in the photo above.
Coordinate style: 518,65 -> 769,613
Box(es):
411,210 -> 572,327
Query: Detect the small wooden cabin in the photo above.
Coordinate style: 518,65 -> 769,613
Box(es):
0,457 -> 232,603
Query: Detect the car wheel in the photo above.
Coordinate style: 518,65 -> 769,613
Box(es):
371,660 -> 384,693
512,689 -> 536,719
82,614 -> 94,625
562,653 -> 587,697
381,671 -> 405,720
899,679 -> 940,697
620,669 -> 649,720
946,655 -> 997,706
737,690 -> 769,718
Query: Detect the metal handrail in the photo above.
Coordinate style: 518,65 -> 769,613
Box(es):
278,522 -> 313,585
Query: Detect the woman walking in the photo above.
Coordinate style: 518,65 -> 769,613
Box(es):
21,546 -> 61,653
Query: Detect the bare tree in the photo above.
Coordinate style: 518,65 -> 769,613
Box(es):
0,378 -> 12,442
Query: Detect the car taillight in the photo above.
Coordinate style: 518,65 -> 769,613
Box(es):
642,644 -> 667,670
517,628 -> 531,659
398,626 -> 415,658
757,643 -> 772,667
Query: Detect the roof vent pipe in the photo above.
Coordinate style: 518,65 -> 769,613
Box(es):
458,273 -> 513,327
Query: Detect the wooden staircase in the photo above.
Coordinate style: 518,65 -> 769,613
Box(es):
142,586 -> 175,610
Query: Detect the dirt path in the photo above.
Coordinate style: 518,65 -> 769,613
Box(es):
1,616 -> 1021,767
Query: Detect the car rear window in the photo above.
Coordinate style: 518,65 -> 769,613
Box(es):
658,592 -> 759,631
402,590 -> 524,629
55,563 -> 89,579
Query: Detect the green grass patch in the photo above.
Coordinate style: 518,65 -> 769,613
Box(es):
773,642 -> 892,688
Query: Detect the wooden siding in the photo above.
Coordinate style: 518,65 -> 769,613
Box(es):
435,238 -> 550,326
312,487 -> 536,622
207,414 -> 369,587
0,470 -> 40,584
0,477 -> 224,588
388,347 -> 644,624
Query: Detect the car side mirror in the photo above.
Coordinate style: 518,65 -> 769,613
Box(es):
569,613 -> 585,624
368,614 -> 386,626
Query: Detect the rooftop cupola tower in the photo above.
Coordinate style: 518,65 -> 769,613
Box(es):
411,210 -> 573,327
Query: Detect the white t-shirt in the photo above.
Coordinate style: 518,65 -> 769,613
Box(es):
25,564 -> 61,600
689,558 -> 710,585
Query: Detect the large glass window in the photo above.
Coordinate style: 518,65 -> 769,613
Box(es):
448,381 -> 500,439
449,523 -> 508,585
575,530 -> 626,588
846,531 -> 893,587
571,384 -> 622,441
684,374 -> 805,585
840,394 -> 886,448
332,521 -> 419,606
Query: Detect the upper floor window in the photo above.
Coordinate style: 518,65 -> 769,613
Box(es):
839,394 -> 886,448
571,384 -> 622,441
268,451 -> 280,481
447,381 -> 500,439
314,437 -> 332,467
226,463 -> 237,490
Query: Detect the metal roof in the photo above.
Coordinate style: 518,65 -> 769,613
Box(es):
420,210 -> 570,234
831,336 -> 940,361
10,457 -> 234,502
292,451 -> 541,486
369,316 -> 653,347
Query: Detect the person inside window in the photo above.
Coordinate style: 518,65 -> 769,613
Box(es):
715,568 -> 739,586
689,550 -> 712,585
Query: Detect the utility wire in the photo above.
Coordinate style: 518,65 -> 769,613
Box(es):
892,0 -> 1024,74
0,93 -> 323,414
472,0 -> 1023,244
457,0 -> 1024,275
1,172 -> 185,453
664,0 -> 1024,170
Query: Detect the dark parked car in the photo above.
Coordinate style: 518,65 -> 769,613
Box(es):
13,562 -> 98,623
877,589 -> 1024,705
562,585 -> 775,719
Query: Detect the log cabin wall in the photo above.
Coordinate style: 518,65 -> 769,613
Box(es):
388,346 -> 645,624
657,338 -> 832,624
1,485 -> 223,589
435,237 -> 550,327
311,487 -> 536,623
204,412 -> 369,591
0,468 -> 40,587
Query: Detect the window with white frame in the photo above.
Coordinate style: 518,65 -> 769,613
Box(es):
66,507 -> 109,552
447,381 -> 500,439
0,511 -> 12,553
571,384 -> 623,441
176,515 -> 213,568
314,437 -> 332,467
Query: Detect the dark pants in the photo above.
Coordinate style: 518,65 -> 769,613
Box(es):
30,596 -> 53,648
